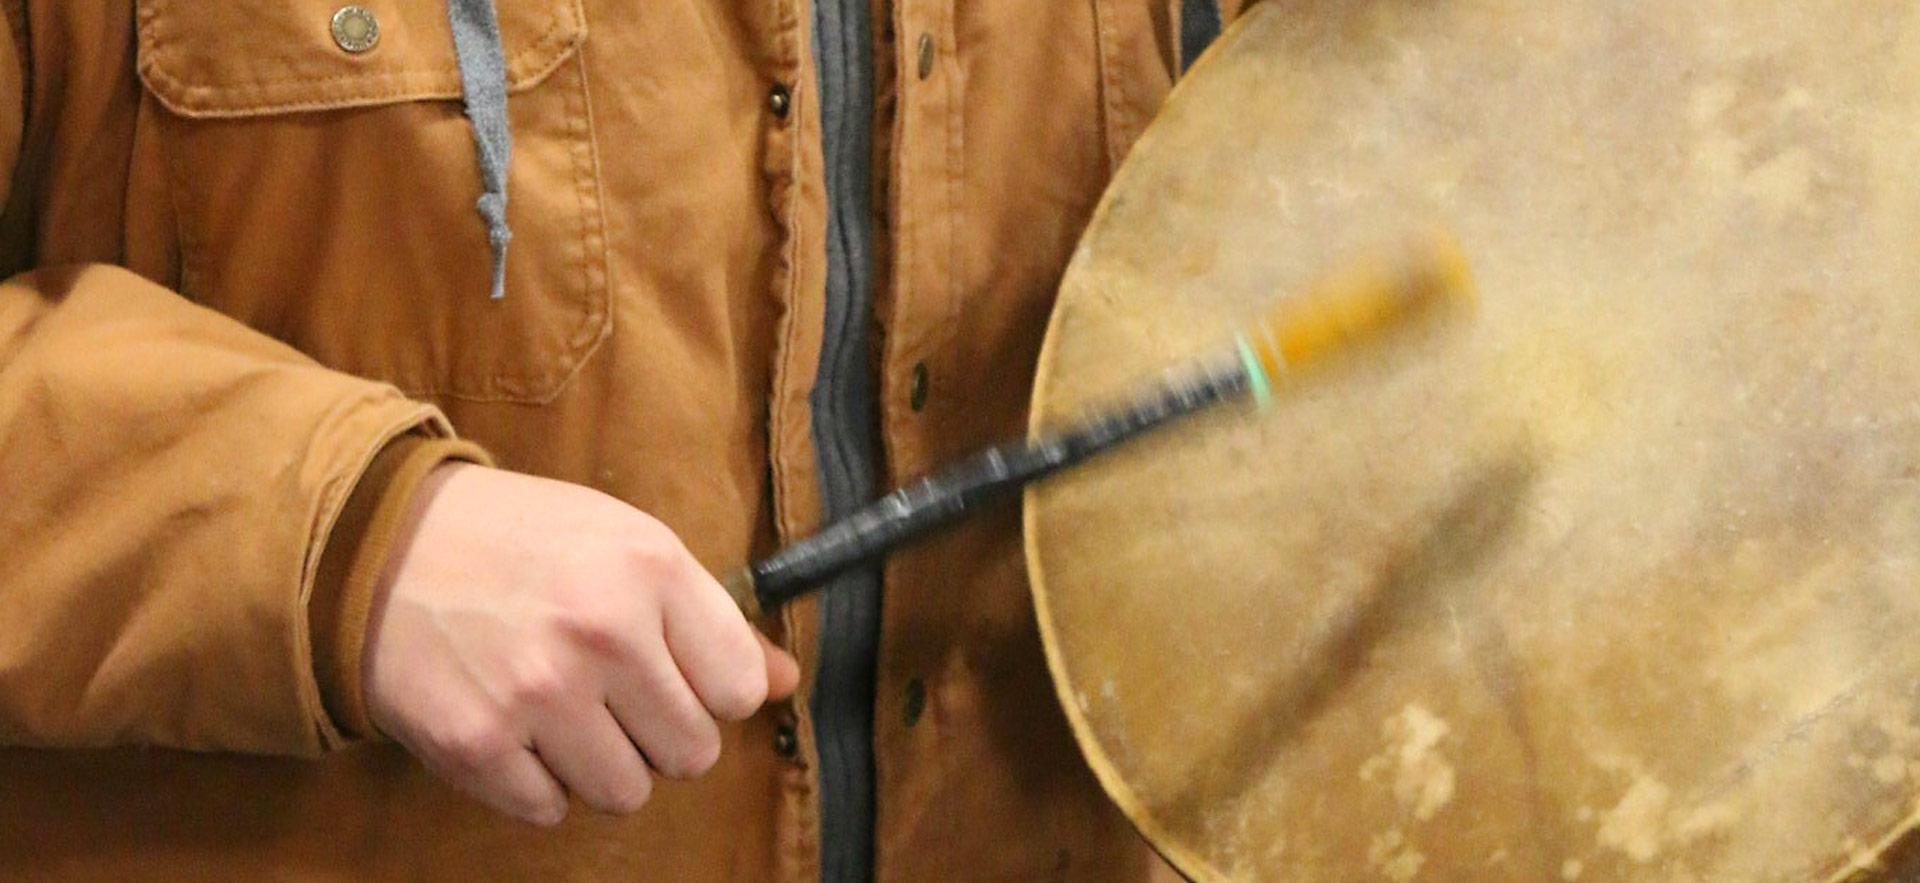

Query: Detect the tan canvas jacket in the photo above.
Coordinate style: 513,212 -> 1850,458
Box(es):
0,0 -> 1249,878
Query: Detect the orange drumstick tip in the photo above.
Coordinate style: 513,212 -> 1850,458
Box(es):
1237,231 -> 1475,394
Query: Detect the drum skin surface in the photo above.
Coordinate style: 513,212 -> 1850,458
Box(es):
1024,2 -> 1920,880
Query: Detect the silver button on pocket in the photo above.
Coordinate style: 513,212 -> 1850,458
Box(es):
331,6 -> 381,54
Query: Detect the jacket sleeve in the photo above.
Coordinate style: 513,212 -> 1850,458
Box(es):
309,434 -> 491,743
0,25 -> 452,758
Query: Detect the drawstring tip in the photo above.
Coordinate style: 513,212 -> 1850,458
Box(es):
488,245 -> 509,301
478,194 -> 511,301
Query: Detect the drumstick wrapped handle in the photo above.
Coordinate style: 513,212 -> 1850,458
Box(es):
724,232 -> 1474,618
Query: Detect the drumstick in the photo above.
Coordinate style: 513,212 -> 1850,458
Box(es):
723,232 -> 1476,618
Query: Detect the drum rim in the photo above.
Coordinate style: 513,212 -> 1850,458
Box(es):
1019,13 -> 1275,882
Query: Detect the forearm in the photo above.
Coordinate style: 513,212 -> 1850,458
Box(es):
0,264 -> 451,756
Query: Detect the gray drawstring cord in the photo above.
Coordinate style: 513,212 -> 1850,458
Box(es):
447,0 -> 514,300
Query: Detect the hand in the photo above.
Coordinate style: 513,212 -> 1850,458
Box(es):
360,462 -> 800,826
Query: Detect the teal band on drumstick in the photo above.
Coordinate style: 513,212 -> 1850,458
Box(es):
1236,336 -> 1274,409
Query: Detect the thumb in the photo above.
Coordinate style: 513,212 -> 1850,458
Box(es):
757,631 -> 801,701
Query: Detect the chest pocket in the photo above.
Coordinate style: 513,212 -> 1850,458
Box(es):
134,0 -> 609,404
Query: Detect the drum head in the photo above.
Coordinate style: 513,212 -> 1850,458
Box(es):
1025,2 -> 1920,880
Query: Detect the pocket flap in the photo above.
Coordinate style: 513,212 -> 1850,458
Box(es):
135,0 -> 586,118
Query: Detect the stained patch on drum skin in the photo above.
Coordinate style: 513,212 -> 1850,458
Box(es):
1835,748 -> 1912,790
1206,800 -> 1289,882
1366,828 -> 1426,883
1589,771 -> 1739,865
1140,450 -> 1539,833
1857,707 -> 1920,788
1687,61 -> 1854,234
1597,776 -> 1671,861
1359,704 -> 1457,822
1870,756 -> 1910,786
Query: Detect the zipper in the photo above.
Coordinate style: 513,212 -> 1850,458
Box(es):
1178,0 -> 1223,74
808,0 -> 881,879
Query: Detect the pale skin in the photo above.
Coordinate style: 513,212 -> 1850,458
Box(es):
361,462 -> 801,826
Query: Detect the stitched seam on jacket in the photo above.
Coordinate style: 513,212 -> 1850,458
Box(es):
155,101 -> 203,297
764,32 -> 816,880
873,5 -> 904,466
137,0 -> 576,86
876,2 -> 905,433
881,3 -> 955,448
766,4 -> 822,879
1090,0 -> 1130,174
938,0 -> 963,359
768,0 -> 822,871
0,0 -> 23,91
399,49 -> 609,403
547,47 -> 613,396
769,0 -> 807,547
134,0 -> 582,117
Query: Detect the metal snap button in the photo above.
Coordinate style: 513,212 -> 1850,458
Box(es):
331,6 -> 381,54
768,83 -> 793,119
903,678 -> 927,727
773,720 -> 799,759
908,362 -> 930,412
916,33 -> 936,80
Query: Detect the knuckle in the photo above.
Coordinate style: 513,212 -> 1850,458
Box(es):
709,665 -> 769,722
432,714 -> 512,773
522,797 -> 568,828
506,657 -> 573,710
599,773 -> 654,815
689,733 -> 723,775
623,526 -> 692,581
551,606 -> 631,662
651,724 -> 722,780
627,510 -> 676,544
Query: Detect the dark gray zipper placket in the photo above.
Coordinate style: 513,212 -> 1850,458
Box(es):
808,0 -> 881,880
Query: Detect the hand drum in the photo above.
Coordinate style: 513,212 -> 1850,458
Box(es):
1025,3 -> 1920,879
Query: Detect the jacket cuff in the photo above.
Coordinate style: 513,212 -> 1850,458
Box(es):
310,433 -> 492,745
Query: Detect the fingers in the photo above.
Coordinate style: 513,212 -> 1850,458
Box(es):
760,631 -> 800,702
606,640 -> 724,779
369,659 -> 571,827
468,747 -> 571,827
531,705 -> 654,815
412,720 -> 569,827
604,557 -> 794,783
660,565 -> 772,722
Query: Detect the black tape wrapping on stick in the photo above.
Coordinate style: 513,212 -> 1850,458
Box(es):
741,359 -> 1253,613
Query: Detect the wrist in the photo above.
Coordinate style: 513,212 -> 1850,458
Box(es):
312,437 -> 490,744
